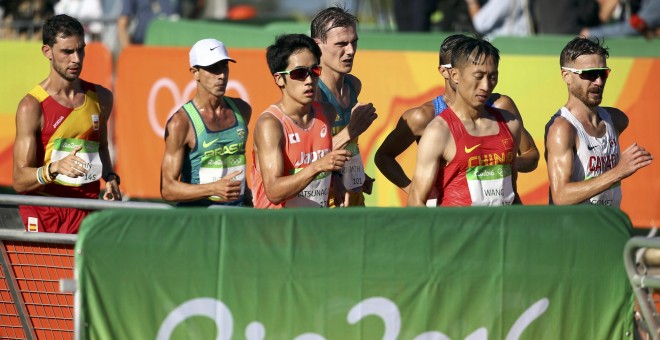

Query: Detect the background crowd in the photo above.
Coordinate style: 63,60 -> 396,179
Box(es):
0,0 -> 657,55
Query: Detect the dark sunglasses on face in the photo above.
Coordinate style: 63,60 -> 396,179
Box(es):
561,67 -> 611,81
276,65 -> 322,81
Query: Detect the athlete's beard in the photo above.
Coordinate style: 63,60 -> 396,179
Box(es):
54,62 -> 80,82
571,84 -> 603,108
581,89 -> 603,108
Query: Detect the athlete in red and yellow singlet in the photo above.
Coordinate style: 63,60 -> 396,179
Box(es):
13,15 -> 120,234
19,81 -> 106,233
434,106 -> 516,206
29,81 -> 104,198
252,103 -> 333,208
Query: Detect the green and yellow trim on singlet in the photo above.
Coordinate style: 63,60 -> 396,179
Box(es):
179,97 -> 248,206
29,83 -> 104,189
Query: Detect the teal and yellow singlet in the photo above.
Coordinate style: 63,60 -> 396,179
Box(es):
318,78 -> 366,206
178,98 -> 247,206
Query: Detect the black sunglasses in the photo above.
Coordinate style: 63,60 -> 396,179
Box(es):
276,65 -> 322,81
562,67 -> 611,81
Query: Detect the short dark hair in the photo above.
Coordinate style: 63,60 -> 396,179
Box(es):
439,34 -> 471,66
42,14 -> 85,46
310,5 -> 358,43
559,37 -> 609,67
451,36 -> 500,69
266,34 -> 322,75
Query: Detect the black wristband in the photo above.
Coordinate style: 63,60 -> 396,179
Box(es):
104,172 -> 121,185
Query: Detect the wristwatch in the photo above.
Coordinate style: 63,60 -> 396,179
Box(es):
104,172 -> 121,185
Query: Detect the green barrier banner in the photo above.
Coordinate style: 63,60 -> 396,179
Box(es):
76,206 -> 633,339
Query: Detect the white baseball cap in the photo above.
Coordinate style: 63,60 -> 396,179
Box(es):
189,39 -> 236,67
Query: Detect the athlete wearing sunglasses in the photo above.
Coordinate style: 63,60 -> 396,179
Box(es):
252,34 -> 352,209
545,37 -> 652,207
276,65 -> 322,80
561,67 -> 611,81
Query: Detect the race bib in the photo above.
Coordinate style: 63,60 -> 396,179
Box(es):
426,187 -> 439,207
466,165 -> 515,206
199,154 -> 246,202
587,180 -> 621,207
341,142 -> 365,192
51,138 -> 102,186
287,170 -> 331,208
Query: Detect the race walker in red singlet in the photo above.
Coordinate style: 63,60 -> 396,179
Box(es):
434,106 -> 516,206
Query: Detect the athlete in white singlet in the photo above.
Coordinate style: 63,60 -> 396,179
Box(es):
545,37 -> 652,207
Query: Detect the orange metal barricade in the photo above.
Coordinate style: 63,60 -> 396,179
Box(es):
0,194 -> 171,339
0,240 -> 75,339
0,262 -> 25,339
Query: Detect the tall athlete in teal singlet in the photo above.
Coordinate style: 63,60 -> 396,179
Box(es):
312,6 -> 378,207
161,39 -> 252,206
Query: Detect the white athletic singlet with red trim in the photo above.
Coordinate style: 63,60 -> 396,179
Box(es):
252,103 -> 333,208
434,106 -> 516,206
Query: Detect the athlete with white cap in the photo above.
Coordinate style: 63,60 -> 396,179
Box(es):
160,38 -> 253,206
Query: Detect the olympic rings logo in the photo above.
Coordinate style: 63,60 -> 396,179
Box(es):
147,78 -> 250,137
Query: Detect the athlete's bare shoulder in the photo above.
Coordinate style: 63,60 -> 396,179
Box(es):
488,105 -> 519,124
545,114 -> 577,144
403,101 -> 436,137
164,107 -> 191,137
15,93 -> 43,134
255,107 -> 282,131
419,114 -> 453,157
491,93 -> 522,119
254,109 -> 285,150
16,92 -> 42,116
425,114 -> 451,135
